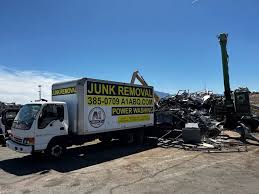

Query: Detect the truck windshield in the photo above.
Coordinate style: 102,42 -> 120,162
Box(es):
12,104 -> 41,130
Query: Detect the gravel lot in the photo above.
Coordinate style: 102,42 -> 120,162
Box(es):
0,139 -> 259,194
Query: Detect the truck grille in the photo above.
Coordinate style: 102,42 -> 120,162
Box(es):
13,136 -> 22,144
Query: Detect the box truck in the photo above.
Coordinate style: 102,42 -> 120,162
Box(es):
6,78 -> 154,157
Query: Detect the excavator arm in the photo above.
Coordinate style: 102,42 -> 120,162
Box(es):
131,71 -> 160,104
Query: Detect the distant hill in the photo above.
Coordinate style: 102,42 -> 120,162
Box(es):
155,91 -> 171,98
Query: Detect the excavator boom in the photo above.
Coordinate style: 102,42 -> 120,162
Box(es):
131,71 -> 160,104
218,33 -> 233,105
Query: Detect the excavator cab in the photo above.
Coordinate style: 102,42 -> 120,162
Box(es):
234,87 -> 251,117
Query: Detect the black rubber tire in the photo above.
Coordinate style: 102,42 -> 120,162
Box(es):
119,133 -> 134,145
46,142 -> 66,158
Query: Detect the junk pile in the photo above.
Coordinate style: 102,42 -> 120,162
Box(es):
0,102 -> 21,115
155,91 -> 259,152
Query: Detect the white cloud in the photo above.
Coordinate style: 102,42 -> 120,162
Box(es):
192,0 -> 199,4
0,66 -> 75,104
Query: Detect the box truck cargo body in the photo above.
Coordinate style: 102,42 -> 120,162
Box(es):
6,78 -> 154,158
52,78 -> 154,134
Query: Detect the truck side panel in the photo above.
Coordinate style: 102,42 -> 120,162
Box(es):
83,79 -> 154,134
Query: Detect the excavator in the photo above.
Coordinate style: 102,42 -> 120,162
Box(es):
217,33 -> 259,135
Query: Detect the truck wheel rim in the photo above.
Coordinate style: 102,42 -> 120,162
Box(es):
51,145 -> 62,157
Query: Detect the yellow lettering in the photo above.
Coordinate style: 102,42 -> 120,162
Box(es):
94,83 -> 101,94
52,87 -> 76,96
118,86 -> 124,96
110,85 -> 116,95
101,84 -> 108,95
136,88 -> 140,96
124,86 -> 129,96
87,83 -> 94,94
129,87 -> 135,97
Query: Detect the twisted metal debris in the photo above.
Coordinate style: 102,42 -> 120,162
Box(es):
155,90 -> 259,151
156,90 -> 222,135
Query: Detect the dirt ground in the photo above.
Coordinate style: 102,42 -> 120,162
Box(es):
0,139 -> 259,194
250,93 -> 259,105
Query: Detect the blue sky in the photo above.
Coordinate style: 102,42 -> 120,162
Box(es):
0,0 -> 259,102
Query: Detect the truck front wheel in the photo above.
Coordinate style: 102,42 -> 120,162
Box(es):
46,143 -> 66,158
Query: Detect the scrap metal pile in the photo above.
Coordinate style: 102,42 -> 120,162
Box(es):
155,90 -> 223,135
155,90 -> 259,152
0,102 -> 21,115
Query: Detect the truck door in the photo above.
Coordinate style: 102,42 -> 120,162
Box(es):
35,104 -> 67,151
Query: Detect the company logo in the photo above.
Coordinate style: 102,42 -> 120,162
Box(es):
88,107 -> 106,128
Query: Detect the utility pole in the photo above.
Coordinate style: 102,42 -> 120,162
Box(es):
38,85 -> 42,101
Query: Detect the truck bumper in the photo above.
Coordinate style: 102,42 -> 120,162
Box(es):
6,140 -> 33,153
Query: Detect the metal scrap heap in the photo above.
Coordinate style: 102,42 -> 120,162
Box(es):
155,90 -> 259,151
156,91 -> 222,135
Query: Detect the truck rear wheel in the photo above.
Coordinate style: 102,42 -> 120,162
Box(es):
119,133 -> 134,144
46,143 -> 66,158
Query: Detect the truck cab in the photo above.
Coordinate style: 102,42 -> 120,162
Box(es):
6,102 -> 69,156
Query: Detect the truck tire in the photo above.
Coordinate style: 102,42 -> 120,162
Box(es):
46,142 -> 66,158
119,133 -> 134,145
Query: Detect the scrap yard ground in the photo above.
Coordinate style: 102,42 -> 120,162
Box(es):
1,137 -> 259,194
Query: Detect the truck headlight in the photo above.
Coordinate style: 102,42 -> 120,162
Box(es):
23,138 -> 35,145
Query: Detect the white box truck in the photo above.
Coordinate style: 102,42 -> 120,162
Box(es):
6,78 -> 154,157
